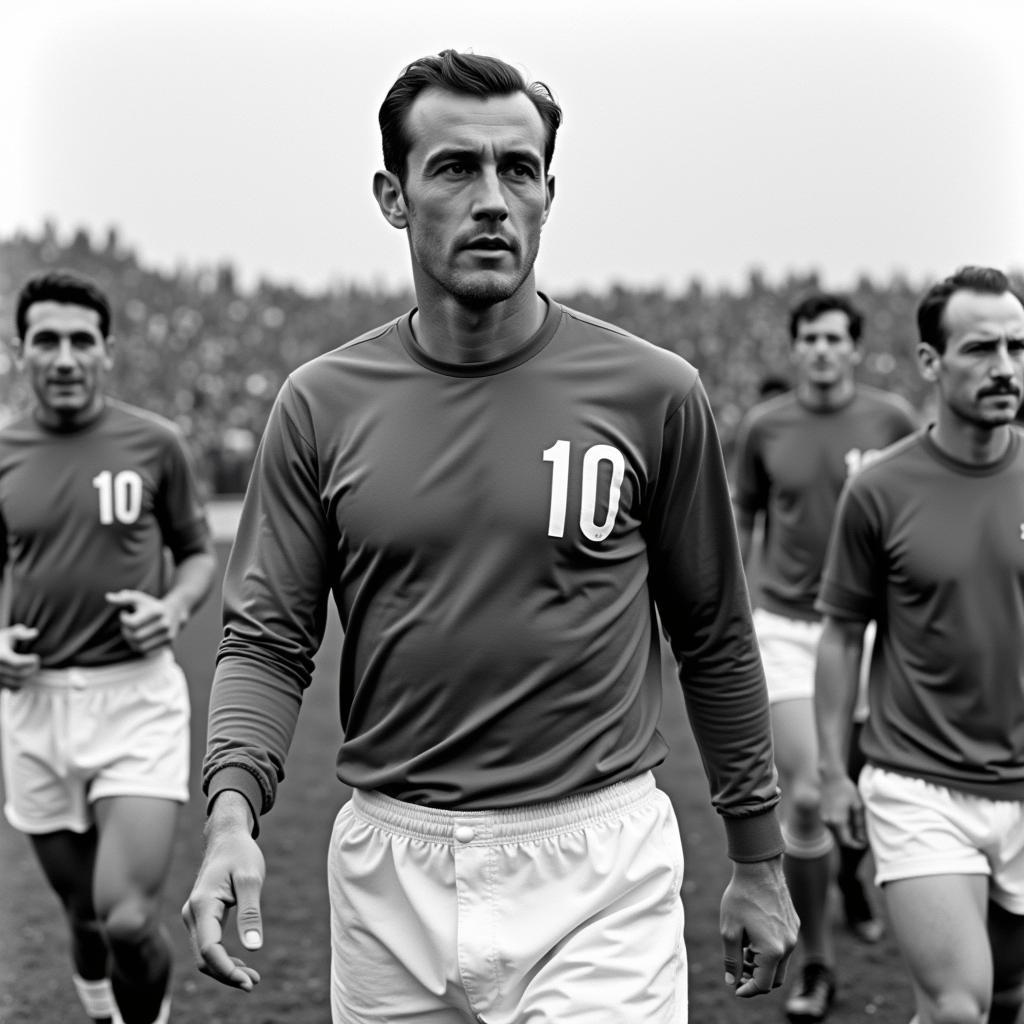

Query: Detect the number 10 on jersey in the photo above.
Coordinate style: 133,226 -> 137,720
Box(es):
543,440 -> 625,542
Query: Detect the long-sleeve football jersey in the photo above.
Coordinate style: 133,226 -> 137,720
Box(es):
204,299 -> 783,860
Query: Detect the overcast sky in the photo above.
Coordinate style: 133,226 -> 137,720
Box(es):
1,0 -> 1021,295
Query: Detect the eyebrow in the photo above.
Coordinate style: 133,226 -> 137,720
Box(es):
421,145 -> 543,172
28,329 -> 100,342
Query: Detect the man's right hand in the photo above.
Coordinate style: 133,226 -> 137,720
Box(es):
182,791 -> 266,991
819,771 -> 867,849
0,625 -> 40,690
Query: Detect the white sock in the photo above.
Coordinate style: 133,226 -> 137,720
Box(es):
72,975 -> 116,1020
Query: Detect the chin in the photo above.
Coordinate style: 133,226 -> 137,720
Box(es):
451,273 -> 524,308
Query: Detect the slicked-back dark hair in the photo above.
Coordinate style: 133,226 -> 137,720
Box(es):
16,269 -> 112,338
788,293 -> 863,343
917,265 -> 1020,354
379,49 -> 563,184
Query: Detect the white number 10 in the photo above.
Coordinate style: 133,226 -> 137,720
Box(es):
92,469 -> 143,525
542,440 -> 625,541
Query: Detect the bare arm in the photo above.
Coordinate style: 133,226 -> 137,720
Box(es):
815,614 -> 868,847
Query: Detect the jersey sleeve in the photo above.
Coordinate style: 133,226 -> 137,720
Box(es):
647,380 -> 783,862
155,428 -> 213,561
815,478 -> 883,622
202,379 -> 334,830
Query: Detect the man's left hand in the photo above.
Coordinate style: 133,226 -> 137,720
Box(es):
720,856 -> 799,997
105,589 -> 184,654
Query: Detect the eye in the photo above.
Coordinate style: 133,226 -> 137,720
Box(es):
1007,339 -> 1024,356
441,161 -> 470,176
70,332 -> 99,348
509,162 -> 537,178
29,331 -> 59,347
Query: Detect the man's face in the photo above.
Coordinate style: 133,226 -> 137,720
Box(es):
922,289 -> 1024,429
16,301 -> 112,427
790,310 -> 861,389
393,88 -> 553,307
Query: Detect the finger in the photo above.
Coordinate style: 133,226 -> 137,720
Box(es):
187,901 -> 258,992
233,876 -> 265,951
850,804 -> 869,848
7,624 -> 40,642
126,634 -> 170,656
748,951 -> 782,995
197,953 -> 260,991
825,813 -> 855,849
721,932 -> 744,987
774,944 -> 794,988
6,653 -> 41,672
105,590 -> 143,609
123,619 -> 167,644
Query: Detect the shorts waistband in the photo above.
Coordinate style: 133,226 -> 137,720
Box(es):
351,772 -> 657,844
30,649 -> 173,690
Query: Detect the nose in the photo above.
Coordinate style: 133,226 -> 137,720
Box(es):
54,337 -> 77,370
471,167 -> 509,221
991,341 -> 1016,379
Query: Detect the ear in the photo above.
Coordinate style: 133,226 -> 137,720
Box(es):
10,336 -> 24,371
102,334 -> 116,370
373,170 -> 409,230
541,174 -> 555,226
916,342 -> 941,383
850,344 -> 863,366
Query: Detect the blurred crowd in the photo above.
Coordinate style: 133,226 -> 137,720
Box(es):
5,224 -> 1015,496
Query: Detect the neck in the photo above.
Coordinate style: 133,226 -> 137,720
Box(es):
35,397 -> 106,432
796,377 -> 855,412
411,278 -> 546,364
930,409 -> 1012,466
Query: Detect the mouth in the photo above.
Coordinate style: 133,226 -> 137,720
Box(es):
462,237 -> 514,253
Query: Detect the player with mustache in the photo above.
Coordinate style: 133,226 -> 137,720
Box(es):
816,266 -> 1024,1024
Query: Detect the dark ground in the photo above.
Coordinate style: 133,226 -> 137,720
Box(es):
0,534 -> 913,1023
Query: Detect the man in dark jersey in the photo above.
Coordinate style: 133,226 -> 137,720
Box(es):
732,294 -> 917,1022
182,50 -> 797,1023
816,266 -> 1024,1024
0,271 -> 217,1024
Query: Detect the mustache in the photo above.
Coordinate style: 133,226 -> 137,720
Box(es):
978,383 -> 1021,398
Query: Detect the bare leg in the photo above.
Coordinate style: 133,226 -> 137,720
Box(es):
773,698 -> 835,966
884,873 -> 991,1024
988,901 -> 1024,1024
93,796 -> 180,1024
773,697 -> 836,1021
28,828 -> 108,982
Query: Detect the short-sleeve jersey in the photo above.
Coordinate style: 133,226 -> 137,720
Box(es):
817,428 -> 1024,798
0,399 -> 212,668
732,387 -> 917,620
204,298 -> 782,860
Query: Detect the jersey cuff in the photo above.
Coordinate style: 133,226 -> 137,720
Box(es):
206,767 -> 263,838
723,810 -> 785,863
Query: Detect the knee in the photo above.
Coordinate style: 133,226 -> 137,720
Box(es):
103,895 -> 158,949
927,991 -> 987,1024
785,776 -> 823,831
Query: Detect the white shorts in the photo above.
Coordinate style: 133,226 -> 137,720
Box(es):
752,607 -> 821,704
327,772 -> 686,1024
860,764 -> 1024,915
753,608 -> 873,718
1,649 -> 190,834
